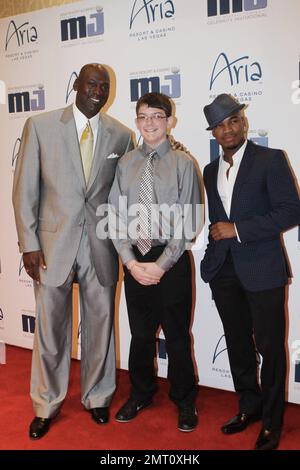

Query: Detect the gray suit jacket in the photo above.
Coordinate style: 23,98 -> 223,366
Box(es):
13,105 -> 134,287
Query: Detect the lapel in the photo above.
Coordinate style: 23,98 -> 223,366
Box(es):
60,105 -> 86,191
229,140 -> 255,220
87,113 -> 113,192
209,157 -> 229,221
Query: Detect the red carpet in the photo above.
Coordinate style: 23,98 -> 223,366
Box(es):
0,345 -> 299,452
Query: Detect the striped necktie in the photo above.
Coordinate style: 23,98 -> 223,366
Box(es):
137,150 -> 156,255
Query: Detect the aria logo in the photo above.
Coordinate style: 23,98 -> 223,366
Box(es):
12,138 -> 21,168
207,0 -> 267,17
18,256 -> 32,284
60,7 -> 104,42
213,333 -> 261,366
65,71 -> 78,104
5,19 -> 38,51
210,133 -> 268,162
129,0 -> 175,29
18,255 -> 33,284
212,334 -> 227,364
19,256 -> 25,276
130,67 -> 181,102
8,85 -> 45,114
209,52 -> 262,90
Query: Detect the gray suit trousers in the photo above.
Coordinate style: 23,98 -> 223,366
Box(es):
30,225 -> 116,418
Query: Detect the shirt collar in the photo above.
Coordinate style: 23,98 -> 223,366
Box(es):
220,139 -> 247,167
72,102 -> 100,135
141,138 -> 171,158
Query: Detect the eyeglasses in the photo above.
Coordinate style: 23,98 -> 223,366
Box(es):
136,113 -> 168,123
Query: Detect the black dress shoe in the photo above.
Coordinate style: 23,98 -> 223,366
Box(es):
254,428 -> 281,450
178,405 -> 198,432
115,397 -> 152,422
29,417 -> 51,440
221,412 -> 261,434
90,407 -> 109,424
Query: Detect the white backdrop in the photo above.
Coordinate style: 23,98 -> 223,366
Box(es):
0,0 -> 299,403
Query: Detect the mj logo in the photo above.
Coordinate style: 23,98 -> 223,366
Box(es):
22,314 -> 35,333
8,86 -> 45,113
61,8 -> 104,41
207,0 -> 267,17
130,70 -> 181,101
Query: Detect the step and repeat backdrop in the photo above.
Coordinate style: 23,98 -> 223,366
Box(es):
0,0 -> 299,403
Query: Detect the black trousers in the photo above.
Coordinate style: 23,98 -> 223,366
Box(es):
124,246 -> 197,407
210,253 -> 286,431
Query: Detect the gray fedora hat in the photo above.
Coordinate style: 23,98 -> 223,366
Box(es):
203,94 -> 245,130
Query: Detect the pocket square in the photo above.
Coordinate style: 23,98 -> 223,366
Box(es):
107,153 -> 120,159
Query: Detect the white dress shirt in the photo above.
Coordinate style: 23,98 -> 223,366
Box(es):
73,102 -> 100,155
217,139 -> 247,241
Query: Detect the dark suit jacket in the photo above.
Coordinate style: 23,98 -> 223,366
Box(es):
201,140 -> 300,292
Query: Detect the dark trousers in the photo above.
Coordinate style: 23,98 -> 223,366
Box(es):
124,246 -> 197,407
210,253 -> 286,431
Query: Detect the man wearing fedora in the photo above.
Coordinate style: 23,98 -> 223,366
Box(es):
201,93 -> 300,450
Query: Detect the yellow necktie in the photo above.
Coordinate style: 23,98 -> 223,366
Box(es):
80,121 -> 94,183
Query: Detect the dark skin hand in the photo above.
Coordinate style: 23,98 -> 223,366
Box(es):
168,134 -> 188,152
210,222 -> 236,241
23,250 -> 47,284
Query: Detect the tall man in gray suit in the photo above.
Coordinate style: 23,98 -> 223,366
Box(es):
12,63 -> 134,439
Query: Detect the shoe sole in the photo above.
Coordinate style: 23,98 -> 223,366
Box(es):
115,417 -> 134,423
178,426 -> 196,432
29,432 -> 49,440
115,401 -> 152,423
